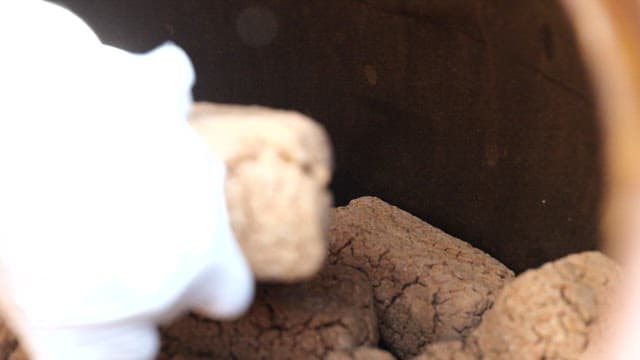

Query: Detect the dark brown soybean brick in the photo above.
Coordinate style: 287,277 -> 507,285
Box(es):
329,197 -> 514,358
160,264 -> 378,359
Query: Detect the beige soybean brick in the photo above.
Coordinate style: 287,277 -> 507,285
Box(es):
189,102 -> 333,282
326,346 -> 397,360
415,251 -> 620,360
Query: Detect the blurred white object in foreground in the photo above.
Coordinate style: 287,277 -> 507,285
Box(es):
0,1 -> 254,359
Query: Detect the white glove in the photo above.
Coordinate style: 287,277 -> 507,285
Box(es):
0,1 -> 255,359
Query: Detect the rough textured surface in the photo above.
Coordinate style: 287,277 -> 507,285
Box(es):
415,251 -> 620,360
473,251 -> 619,359
189,102 -> 333,282
160,264 -> 378,359
329,197 -> 514,359
326,346 -> 396,360
412,340 -> 478,360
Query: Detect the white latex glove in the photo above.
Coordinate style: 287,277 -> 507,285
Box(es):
0,1 -> 255,359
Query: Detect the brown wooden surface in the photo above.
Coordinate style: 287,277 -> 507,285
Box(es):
52,0 -> 600,272
560,0 -> 640,261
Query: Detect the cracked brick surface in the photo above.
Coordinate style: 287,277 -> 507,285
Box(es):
159,264 -> 378,359
326,346 -> 396,360
189,102 -> 333,282
329,197 -> 514,359
415,251 -> 620,360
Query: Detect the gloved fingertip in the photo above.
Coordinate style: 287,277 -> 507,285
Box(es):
191,257 -> 255,320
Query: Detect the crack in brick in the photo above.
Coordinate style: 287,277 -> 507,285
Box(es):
158,264 -> 377,359
415,252 -> 619,359
331,197 -> 514,358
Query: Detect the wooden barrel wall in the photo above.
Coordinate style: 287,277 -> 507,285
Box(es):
53,0 -> 600,272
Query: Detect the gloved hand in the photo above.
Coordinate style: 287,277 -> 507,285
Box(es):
0,1 -> 255,359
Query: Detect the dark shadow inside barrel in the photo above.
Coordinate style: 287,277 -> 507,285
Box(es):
52,0 -> 601,273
